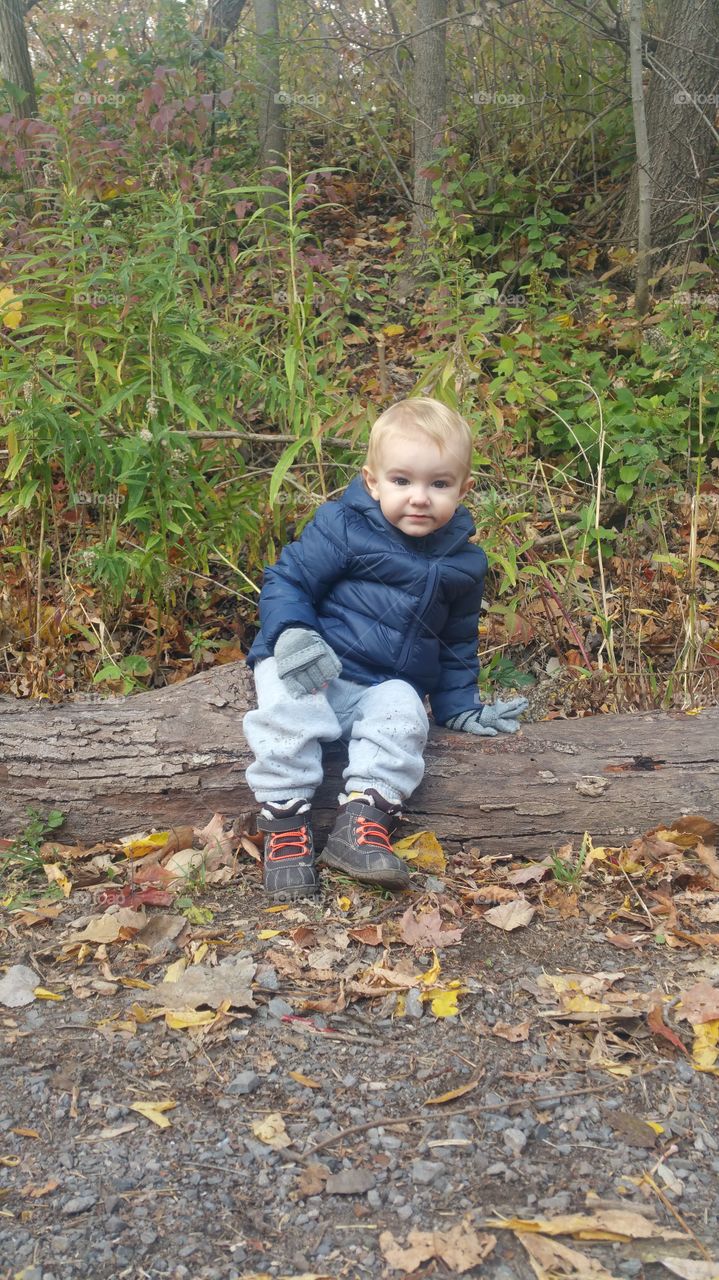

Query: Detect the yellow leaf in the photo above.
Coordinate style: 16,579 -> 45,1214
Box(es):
191,942 -> 208,965
556,313 -> 574,327
11,1128 -> 39,1139
44,863 -> 72,897
33,988 -> 63,1001
258,929 -> 283,940
264,904 -> 289,913
0,285 -> 22,330
394,830 -> 446,873
120,830 -> 170,860
163,958 -> 187,983
129,1099 -> 177,1128
121,978 -> 152,989
394,993 -> 407,1017
425,1077 -> 480,1105
127,1002 -> 160,1024
252,1113 -> 292,1149
383,323 -> 405,336
685,707 -> 703,716
288,1070 -> 322,1089
425,984 -> 466,1018
692,1019 -> 719,1074
420,950 -> 441,986
337,896 -> 352,912
164,1008 -> 216,1030
563,995 -> 613,1014
0,1156 -> 20,1167
646,1121 -> 664,1134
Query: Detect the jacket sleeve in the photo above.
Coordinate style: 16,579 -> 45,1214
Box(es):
256,503 -> 351,653
429,562 -> 487,726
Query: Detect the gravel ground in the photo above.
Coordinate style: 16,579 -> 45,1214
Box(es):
2,871 -> 718,1280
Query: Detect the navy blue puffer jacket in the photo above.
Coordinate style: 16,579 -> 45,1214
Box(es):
247,475 -> 488,724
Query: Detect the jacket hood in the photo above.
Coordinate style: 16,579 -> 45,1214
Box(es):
339,474 -> 476,555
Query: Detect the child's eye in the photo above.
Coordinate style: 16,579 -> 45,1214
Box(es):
433,480 -> 449,489
392,477 -> 409,486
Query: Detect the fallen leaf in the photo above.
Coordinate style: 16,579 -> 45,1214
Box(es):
11,1128 -> 40,1139
129,1099 -> 177,1128
678,981 -> 719,1024
380,1220 -> 495,1273
44,863 -> 72,897
0,965 -> 40,1007
348,924 -> 383,946
163,958 -> 187,984
138,953 -> 256,1011
519,1231 -> 622,1279
288,1071 -> 322,1089
425,983 -> 466,1018
658,1261 -> 719,1279
648,1003 -> 689,1055
34,988 -> 64,1001
120,830 -> 172,860
691,1019 -> 719,1074
507,862 -> 551,886
483,897 -> 535,931
394,830 -> 446,873
164,1008 -> 217,1029
252,1113 -> 291,1150
74,909 -> 147,943
486,1209 -> 684,1241
607,1111 -> 658,1149
258,929 -> 283,940
492,1018 -> 531,1042
669,816 -> 719,843
296,1162 -> 329,1196
20,1178 -> 60,1199
399,905 -> 462,948
424,1077 -> 481,1105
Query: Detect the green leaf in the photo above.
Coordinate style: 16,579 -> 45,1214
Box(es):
269,437 -> 306,507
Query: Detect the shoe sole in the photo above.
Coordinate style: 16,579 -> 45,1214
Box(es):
318,850 -> 409,889
265,882 -> 320,902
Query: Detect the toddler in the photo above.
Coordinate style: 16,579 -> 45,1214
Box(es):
243,397 -> 528,899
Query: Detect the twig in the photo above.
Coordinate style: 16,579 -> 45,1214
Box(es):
641,1171 -> 712,1260
305,1080 -> 615,1158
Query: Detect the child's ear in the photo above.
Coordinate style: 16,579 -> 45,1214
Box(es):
460,476 -> 475,499
362,465 -> 380,499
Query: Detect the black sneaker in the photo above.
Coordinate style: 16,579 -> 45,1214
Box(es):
318,797 -> 409,889
257,800 -> 319,901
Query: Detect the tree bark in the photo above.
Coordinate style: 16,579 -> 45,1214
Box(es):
197,0 -> 248,51
628,0 -> 651,313
1,665 -> 716,858
0,0 -> 37,118
253,0 -> 286,207
410,0 -> 448,246
618,0 -> 719,269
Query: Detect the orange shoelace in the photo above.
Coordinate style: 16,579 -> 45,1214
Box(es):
356,817 -> 393,853
267,826 -> 311,862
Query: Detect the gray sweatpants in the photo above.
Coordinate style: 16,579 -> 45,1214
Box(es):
243,657 -> 429,805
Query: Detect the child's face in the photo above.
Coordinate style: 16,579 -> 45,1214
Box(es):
362,431 -> 474,537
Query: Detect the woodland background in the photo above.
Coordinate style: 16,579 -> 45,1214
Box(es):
1,0 -> 718,713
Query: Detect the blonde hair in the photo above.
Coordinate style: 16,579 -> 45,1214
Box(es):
366,398 -> 473,481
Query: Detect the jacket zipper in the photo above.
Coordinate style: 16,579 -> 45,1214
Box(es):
396,563 -> 439,669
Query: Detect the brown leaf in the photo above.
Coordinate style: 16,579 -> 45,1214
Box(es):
468,884 -> 519,904
424,1077 -> 481,1105
647,1003 -> 689,1055
607,1110 -> 659,1149
380,1220 -> 496,1274
348,924 -> 383,946
507,861 -> 552,886
696,840 -> 719,887
296,1162 -> 329,1197
677,980 -> 719,1024
492,1018 -> 531,1042
398,905 -> 462,948
483,897 -> 535,931
519,1231 -> 622,1279
606,931 -> 646,950
138,953 -> 256,1010
669,815 -> 719,844
486,1209 -> 684,1241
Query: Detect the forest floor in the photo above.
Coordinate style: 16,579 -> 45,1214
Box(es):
2,816 -> 719,1280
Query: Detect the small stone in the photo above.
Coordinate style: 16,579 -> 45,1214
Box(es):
227,1071 -> 261,1096
62,1193 -> 97,1215
504,1127 -> 527,1156
405,988 -> 424,1019
325,1168 -> 376,1195
410,1159 -> 444,1185
267,997 -> 294,1019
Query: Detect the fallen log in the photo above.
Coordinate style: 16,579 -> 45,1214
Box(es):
0,663 -> 717,855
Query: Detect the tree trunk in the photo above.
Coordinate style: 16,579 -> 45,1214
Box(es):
1,665 -> 716,858
628,0 -> 651,313
618,0 -> 719,270
197,0 -> 248,51
0,0 -> 37,118
253,0 -> 286,208
409,0 -> 448,249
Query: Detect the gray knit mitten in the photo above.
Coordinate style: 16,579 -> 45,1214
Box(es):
274,628 -> 342,698
445,696 -> 529,737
